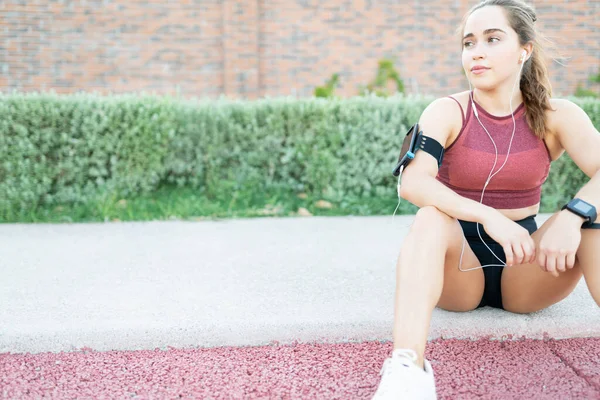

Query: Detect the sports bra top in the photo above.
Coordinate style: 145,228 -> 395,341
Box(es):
436,94 -> 552,209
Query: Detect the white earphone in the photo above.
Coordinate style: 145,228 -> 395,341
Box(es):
520,49 -> 527,63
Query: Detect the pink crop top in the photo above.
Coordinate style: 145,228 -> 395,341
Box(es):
436,95 -> 552,209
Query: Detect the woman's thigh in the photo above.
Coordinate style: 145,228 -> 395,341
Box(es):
435,219 -> 485,312
501,213 -> 583,314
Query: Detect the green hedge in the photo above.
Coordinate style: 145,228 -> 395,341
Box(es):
1,93 -> 598,219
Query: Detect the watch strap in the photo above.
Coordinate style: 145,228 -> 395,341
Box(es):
583,222 -> 600,229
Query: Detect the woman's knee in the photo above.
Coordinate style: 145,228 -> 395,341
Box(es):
411,206 -> 455,235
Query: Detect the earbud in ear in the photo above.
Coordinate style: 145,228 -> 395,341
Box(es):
520,50 -> 527,62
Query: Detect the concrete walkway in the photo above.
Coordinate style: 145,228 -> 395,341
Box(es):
1,214 -> 598,354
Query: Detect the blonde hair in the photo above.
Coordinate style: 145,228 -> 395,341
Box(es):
458,0 -> 554,139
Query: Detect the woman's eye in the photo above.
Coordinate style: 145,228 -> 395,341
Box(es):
463,37 -> 499,48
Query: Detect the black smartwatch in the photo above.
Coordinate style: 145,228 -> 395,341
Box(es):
561,198 -> 597,227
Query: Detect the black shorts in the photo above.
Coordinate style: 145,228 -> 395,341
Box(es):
458,215 -> 538,310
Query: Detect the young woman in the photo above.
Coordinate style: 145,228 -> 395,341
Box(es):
372,0 -> 600,398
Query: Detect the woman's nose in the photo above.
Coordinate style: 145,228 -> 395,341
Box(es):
472,48 -> 486,60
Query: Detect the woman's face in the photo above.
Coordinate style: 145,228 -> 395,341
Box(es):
462,6 -> 523,90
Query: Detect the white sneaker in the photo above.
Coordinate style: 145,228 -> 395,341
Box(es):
371,348 -> 437,400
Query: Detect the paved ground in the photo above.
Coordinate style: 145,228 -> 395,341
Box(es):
1,214 -> 599,399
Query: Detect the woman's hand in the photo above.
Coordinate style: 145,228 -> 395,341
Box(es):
537,211 -> 584,277
482,211 -> 536,267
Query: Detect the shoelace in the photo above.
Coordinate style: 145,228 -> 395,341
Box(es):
380,348 -> 419,376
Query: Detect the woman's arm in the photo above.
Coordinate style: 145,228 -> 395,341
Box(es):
550,99 -> 600,224
534,99 -> 600,274
399,97 -> 496,225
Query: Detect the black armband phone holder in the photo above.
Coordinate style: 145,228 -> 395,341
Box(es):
392,123 -> 445,177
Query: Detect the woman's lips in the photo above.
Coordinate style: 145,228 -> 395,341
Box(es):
471,67 -> 490,75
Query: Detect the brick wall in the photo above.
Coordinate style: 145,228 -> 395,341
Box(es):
0,0 -> 598,99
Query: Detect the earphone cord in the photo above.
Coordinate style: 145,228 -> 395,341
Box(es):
459,57 -> 527,272
392,166 -> 404,224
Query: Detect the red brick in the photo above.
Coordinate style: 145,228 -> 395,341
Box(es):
0,0 -> 597,99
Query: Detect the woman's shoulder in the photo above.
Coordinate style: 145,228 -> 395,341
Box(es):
421,92 -> 468,123
545,97 -> 584,132
437,91 -> 471,119
419,91 -> 470,146
547,97 -> 577,112
546,97 -> 588,116
447,90 -> 471,101
425,91 -> 470,115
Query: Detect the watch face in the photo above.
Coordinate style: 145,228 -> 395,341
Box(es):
574,200 -> 593,213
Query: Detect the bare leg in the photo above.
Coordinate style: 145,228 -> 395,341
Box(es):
571,226 -> 600,306
501,212 -> 588,314
392,206 -> 484,368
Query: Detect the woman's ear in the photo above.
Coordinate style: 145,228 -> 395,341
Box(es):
520,50 -> 527,63
521,43 -> 534,62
